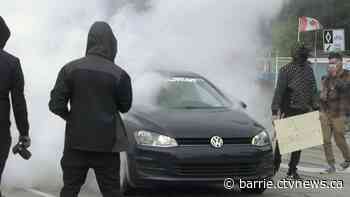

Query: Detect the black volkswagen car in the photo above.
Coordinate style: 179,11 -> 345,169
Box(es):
121,71 -> 277,195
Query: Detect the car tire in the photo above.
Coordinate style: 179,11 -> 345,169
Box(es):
120,152 -> 137,196
121,178 -> 136,196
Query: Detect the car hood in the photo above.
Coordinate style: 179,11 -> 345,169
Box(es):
127,107 -> 264,139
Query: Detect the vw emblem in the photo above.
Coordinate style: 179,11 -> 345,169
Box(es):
210,136 -> 224,148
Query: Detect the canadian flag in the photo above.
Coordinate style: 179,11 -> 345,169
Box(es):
298,16 -> 322,32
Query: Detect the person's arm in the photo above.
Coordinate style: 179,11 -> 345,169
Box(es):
319,78 -> 328,113
334,77 -> 350,90
116,71 -> 132,113
271,68 -> 288,116
11,58 -> 29,137
49,66 -> 71,120
311,70 -> 320,111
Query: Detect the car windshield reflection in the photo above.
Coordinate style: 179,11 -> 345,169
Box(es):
156,77 -> 231,109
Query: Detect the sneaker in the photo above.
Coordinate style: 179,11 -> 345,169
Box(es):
286,172 -> 302,180
283,175 -> 293,180
340,161 -> 350,170
291,172 -> 302,180
320,165 -> 336,174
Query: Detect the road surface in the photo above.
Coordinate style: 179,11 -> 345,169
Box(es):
2,135 -> 350,197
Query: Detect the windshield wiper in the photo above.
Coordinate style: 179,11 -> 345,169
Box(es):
180,106 -> 226,109
182,106 -> 205,109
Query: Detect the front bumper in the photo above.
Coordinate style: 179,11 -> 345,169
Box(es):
125,144 -> 274,188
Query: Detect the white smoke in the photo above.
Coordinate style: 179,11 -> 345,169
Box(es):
0,0 -> 285,192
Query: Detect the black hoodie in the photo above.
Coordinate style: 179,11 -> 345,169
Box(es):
0,16 -> 29,139
49,22 -> 132,152
0,17 -> 10,49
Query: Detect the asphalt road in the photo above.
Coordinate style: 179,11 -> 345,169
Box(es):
3,167 -> 349,197
3,135 -> 350,197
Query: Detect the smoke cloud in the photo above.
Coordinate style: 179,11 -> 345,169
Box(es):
0,0 -> 285,191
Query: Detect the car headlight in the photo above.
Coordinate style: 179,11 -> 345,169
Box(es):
134,130 -> 178,147
251,130 -> 270,146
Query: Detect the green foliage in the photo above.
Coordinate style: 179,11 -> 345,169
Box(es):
271,16 -> 298,56
272,0 -> 350,55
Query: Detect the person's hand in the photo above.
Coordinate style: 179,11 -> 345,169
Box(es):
334,79 -> 344,90
272,114 -> 280,126
19,136 -> 31,148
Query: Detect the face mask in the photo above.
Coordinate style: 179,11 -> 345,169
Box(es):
329,64 -> 337,68
328,64 -> 339,77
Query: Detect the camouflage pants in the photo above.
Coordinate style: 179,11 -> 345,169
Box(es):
320,114 -> 350,165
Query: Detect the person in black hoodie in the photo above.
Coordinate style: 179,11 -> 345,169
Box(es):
0,16 -> 31,197
49,21 -> 132,197
271,42 -> 318,180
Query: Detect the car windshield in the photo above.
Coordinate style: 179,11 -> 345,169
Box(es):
156,77 -> 231,109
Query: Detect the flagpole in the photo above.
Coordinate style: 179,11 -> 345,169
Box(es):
297,17 -> 300,42
275,50 -> 279,88
314,30 -> 317,58
314,30 -> 318,67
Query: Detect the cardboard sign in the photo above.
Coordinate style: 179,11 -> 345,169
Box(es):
273,111 -> 323,155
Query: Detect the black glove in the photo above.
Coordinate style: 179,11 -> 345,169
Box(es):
13,136 -> 32,160
19,136 -> 31,148
313,105 -> 320,111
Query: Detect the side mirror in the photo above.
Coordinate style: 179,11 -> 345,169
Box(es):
240,101 -> 247,109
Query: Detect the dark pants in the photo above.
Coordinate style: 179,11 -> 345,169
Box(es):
281,108 -> 308,175
60,149 -> 121,197
287,150 -> 301,175
274,136 -> 302,175
0,134 -> 11,197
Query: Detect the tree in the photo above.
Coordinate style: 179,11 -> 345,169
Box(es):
272,0 -> 350,55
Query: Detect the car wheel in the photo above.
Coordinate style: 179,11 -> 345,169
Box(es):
121,177 -> 136,196
120,152 -> 137,196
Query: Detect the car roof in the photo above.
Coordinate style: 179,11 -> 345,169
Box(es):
154,70 -> 204,78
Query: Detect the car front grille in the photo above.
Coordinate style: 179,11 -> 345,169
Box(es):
176,137 -> 252,145
135,158 -> 168,176
174,162 -> 259,177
